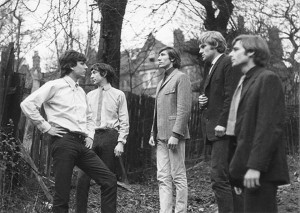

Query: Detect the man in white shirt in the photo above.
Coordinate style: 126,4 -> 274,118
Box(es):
76,63 -> 129,213
20,50 -> 117,213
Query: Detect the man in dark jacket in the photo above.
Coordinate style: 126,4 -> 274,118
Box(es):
227,34 -> 290,212
199,31 -> 242,213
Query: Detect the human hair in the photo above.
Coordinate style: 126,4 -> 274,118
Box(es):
158,46 -> 181,69
90,63 -> 116,84
59,50 -> 87,77
232,34 -> 270,67
199,31 -> 227,53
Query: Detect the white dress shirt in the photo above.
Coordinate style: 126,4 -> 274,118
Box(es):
87,83 -> 129,144
209,53 -> 223,75
20,76 -> 95,139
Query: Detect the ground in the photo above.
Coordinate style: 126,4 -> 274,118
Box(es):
0,155 -> 299,213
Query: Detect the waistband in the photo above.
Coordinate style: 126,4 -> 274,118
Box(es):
66,131 -> 86,142
95,128 -> 117,133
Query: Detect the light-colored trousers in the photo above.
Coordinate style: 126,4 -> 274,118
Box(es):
157,139 -> 188,213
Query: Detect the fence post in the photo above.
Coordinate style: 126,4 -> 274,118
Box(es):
0,42 -> 14,126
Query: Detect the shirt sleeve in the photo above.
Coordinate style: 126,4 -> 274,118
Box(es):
20,82 -> 54,133
117,92 -> 129,144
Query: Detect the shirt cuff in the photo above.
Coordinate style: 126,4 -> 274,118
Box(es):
37,121 -> 51,133
87,131 -> 95,140
118,139 -> 126,145
172,132 -> 181,139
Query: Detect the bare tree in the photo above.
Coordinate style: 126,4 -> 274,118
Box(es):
95,0 -> 128,89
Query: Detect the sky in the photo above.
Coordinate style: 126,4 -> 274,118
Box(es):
21,0 -> 203,70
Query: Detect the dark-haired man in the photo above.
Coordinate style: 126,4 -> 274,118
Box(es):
76,63 -> 129,213
149,46 -> 192,213
20,50 -> 117,213
227,35 -> 289,212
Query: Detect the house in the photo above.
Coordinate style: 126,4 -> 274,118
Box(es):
119,29 -> 203,97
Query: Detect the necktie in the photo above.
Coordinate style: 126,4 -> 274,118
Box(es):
96,87 -> 104,126
208,63 -> 214,75
226,75 -> 246,135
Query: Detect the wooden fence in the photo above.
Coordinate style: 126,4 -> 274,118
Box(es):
0,43 -> 298,183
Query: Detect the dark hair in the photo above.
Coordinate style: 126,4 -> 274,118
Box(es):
158,46 -> 181,69
232,35 -> 270,67
59,50 -> 87,77
90,63 -> 116,84
199,31 -> 227,53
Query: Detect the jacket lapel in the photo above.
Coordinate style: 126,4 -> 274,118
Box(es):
158,69 -> 178,93
204,54 -> 225,91
239,67 -> 263,104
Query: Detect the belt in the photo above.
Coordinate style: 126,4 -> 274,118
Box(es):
95,128 -> 116,133
67,131 -> 86,142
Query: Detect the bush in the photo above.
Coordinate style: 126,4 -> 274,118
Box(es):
0,120 -> 28,210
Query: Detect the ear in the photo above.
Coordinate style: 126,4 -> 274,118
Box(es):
247,50 -> 255,58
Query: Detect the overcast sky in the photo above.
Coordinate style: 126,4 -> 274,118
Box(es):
22,0 -> 202,70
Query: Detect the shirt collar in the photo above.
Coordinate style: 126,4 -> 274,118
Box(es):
164,67 -> 175,77
63,76 -> 78,90
100,83 -> 112,91
211,53 -> 223,66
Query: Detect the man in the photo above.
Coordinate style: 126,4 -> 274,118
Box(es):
198,31 -> 242,213
76,63 -> 129,213
149,46 -> 192,213
227,35 -> 290,212
20,50 -> 117,213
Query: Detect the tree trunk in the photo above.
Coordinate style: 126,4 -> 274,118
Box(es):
96,0 -> 128,89
195,0 -> 234,36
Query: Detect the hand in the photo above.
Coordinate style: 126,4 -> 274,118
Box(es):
215,125 -> 226,137
85,137 -> 93,149
47,126 -> 68,137
243,169 -> 261,189
167,136 -> 179,150
114,142 -> 124,157
149,136 -> 156,147
198,94 -> 208,107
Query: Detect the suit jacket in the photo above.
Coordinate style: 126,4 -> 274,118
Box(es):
151,69 -> 192,141
201,54 -> 241,141
230,67 -> 290,186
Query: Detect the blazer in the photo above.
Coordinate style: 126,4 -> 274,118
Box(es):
201,54 -> 240,141
229,67 -> 290,186
151,69 -> 192,141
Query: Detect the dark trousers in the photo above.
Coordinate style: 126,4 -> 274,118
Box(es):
244,182 -> 278,213
51,133 -> 117,213
76,129 -> 118,213
210,138 -> 243,213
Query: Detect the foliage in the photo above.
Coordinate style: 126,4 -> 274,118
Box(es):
0,121 -> 28,211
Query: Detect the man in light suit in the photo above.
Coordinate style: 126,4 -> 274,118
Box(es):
198,31 -> 242,213
149,46 -> 192,213
227,35 -> 290,212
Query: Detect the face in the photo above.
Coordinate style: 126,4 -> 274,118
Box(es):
72,61 -> 88,79
199,43 -> 218,62
90,70 -> 105,86
229,40 -> 250,67
158,50 -> 173,70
